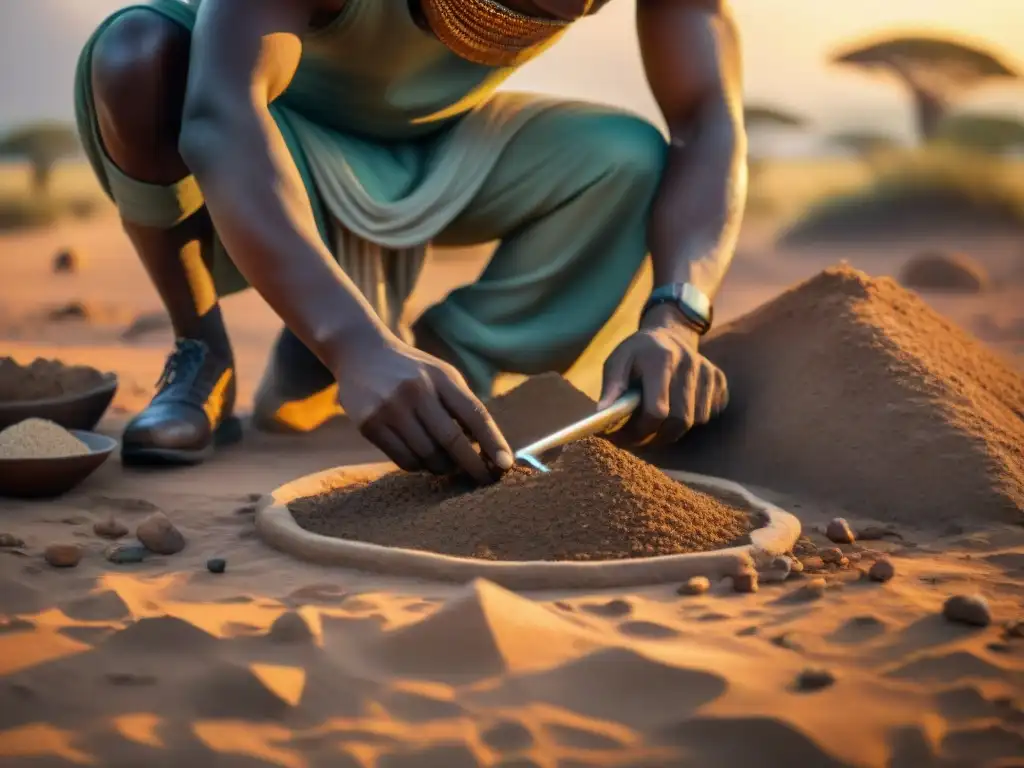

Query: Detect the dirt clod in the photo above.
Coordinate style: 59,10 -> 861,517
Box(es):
678,576 -> 712,596
0,357 -> 108,402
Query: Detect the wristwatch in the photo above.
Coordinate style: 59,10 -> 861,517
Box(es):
641,282 -> 714,335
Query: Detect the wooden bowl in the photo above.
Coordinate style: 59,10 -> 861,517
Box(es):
0,373 -> 118,431
0,431 -> 118,499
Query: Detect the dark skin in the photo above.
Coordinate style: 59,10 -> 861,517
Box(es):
175,0 -> 745,478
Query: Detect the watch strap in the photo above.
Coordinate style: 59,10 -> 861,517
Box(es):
641,282 -> 713,335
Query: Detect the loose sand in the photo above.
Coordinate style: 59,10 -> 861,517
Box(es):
653,265 -> 1024,527
0,357 -> 108,402
0,418 -> 90,460
1,215 -> 1023,766
290,436 -> 752,561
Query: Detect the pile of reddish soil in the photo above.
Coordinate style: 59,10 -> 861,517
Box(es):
0,357 -> 109,402
486,372 -> 597,451
899,251 -> 990,294
289,435 -> 752,562
648,265 -> 1024,526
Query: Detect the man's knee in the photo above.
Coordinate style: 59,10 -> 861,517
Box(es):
90,10 -> 191,174
593,115 -> 668,195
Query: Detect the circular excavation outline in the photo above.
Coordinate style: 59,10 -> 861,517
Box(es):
256,463 -> 801,589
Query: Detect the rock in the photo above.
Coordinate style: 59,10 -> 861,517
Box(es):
800,556 -> 825,572
136,513 -> 185,555
93,518 -> 129,540
0,533 -> 26,548
820,548 -> 844,565
52,248 -> 83,274
677,576 -> 711,596
206,558 -> 226,574
794,668 -> 836,692
789,559 -> 804,574
826,518 -> 856,544
943,594 -> 992,627
44,544 -> 82,568
1004,620 -> 1024,639
105,544 -> 148,565
868,558 -> 896,583
268,611 -> 315,643
732,571 -> 759,593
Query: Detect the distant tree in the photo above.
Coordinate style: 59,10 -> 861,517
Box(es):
0,121 -> 81,198
831,34 -> 1020,143
935,112 -> 1024,154
828,130 -> 902,168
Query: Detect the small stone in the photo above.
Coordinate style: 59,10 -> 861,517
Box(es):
732,570 -> 759,593
826,518 -> 856,544
800,556 -> 825,572
268,611 -> 314,643
136,513 -> 186,555
44,544 -> 82,568
1004,620 -> 1024,639
93,518 -> 129,540
52,248 -> 83,273
791,578 -> 827,601
0,533 -> 26,548
943,594 -> 992,627
868,558 -> 896,583
677,576 -> 711,596
789,559 -> 804,573
206,558 -> 226,574
794,668 -> 836,692
105,544 -> 148,565
820,548 -> 844,565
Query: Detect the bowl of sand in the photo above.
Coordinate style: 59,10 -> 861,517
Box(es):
0,418 -> 118,498
0,357 -> 118,432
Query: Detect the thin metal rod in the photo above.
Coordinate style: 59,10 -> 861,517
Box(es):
514,390 -> 641,471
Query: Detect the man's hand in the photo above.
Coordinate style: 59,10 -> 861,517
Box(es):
598,305 -> 728,446
335,337 -> 514,484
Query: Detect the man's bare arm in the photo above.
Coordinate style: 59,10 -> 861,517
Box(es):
177,0 -> 512,481
178,0 -> 388,372
637,0 -> 746,302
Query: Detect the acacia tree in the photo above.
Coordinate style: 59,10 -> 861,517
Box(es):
831,35 -> 1020,143
0,121 -> 81,197
935,112 -> 1024,154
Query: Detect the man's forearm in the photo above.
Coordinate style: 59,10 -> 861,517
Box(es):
647,100 -> 747,302
179,105 -> 390,371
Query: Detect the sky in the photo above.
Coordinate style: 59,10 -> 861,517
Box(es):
1,0 -> 1023,143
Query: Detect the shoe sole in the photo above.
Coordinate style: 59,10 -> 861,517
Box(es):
121,416 -> 244,467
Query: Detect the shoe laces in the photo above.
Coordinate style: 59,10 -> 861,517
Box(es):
154,339 -> 212,402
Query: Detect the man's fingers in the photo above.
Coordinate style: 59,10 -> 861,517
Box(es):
693,365 -> 715,425
599,348 -> 633,410
713,368 -> 730,415
435,376 -> 513,473
390,409 -> 454,476
656,359 -> 697,445
629,355 -> 672,445
418,386 -> 496,485
361,421 -> 421,472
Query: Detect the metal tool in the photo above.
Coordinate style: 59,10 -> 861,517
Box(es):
513,390 -> 641,472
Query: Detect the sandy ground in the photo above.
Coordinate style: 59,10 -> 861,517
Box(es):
1,212 -> 1023,767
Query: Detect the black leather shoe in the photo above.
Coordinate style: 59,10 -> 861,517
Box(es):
121,339 -> 242,466
252,327 -> 340,433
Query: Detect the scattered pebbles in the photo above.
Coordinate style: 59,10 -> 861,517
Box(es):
136,513 -> 186,555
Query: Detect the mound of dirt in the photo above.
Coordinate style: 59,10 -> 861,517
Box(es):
900,251 -> 990,293
0,357 -> 109,402
647,265 -> 1024,527
289,433 -> 752,562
